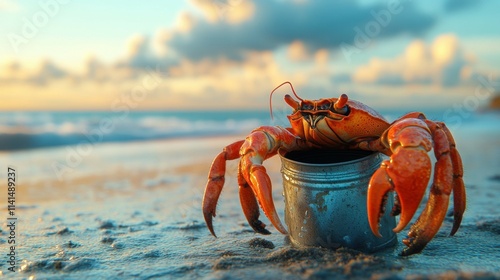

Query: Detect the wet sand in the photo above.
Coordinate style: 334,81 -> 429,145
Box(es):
1,128 -> 499,279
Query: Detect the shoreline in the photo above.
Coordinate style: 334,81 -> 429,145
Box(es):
6,134 -> 247,205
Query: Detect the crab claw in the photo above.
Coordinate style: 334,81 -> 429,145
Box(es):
369,118 -> 466,256
367,148 -> 431,238
400,158 -> 453,255
240,162 -> 287,235
399,122 -> 457,256
238,173 -> 271,235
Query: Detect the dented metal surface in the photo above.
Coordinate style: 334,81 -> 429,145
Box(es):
280,149 -> 397,252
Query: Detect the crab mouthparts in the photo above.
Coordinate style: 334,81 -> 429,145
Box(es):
305,114 -> 325,129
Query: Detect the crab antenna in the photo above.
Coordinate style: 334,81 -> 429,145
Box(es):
269,81 -> 303,120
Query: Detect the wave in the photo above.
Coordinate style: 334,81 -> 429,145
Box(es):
1,109 -> 497,151
0,111 -> 269,151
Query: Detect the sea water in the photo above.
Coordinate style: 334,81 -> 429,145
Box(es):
1,108 -> 497,151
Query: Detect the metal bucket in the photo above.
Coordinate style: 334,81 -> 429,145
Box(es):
279,149 -> 397,253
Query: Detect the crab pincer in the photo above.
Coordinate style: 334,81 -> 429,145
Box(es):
367,119 -> 465,255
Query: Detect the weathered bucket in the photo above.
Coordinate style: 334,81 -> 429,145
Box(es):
279,149 -> 397,253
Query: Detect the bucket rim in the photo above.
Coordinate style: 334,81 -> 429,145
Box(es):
278,148 -> 380,167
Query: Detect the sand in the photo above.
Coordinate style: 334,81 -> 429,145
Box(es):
1,128 -> 499,279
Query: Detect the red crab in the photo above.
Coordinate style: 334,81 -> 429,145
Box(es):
202,82 -> 466,256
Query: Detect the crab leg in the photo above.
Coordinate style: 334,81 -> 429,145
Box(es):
438,122 -> 466,236
203,126 -> 307,237
202,140 -> 244,237
237,126 -> 304,234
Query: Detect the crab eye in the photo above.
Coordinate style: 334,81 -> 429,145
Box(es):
302,104 -> 314,110
318,103 -> 330,110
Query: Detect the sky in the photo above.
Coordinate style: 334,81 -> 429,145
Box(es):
0,0 -> 499,111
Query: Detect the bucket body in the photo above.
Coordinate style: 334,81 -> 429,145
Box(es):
280,149 -> 397,253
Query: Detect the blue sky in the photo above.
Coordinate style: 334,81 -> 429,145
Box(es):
1,0 -> 499,110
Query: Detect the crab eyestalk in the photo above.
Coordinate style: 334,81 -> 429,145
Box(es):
285,94 -> 300,110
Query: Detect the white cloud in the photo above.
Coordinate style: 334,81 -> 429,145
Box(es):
174,12 -> 195,34
190,0 -> 255,24
0,59 -> 67,85
287,41 -> 309,62
353,34 -> 475,87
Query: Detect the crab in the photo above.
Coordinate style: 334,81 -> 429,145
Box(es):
202,82 -> 466,256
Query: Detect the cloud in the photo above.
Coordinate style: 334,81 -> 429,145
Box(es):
0,59 -> 67,85
81,56 -> 131,82
444,0 -> 481,13
38,60 -> 66,77
83,56 -> 102,80
176,11 -> 195,33
1,1 -> 490,111
114,34 -> 176,72
0,61 -> 21,79
118,34 -> 158,69
288,41 -> 309,62
353,34 -> 475,87
0,0 -> 439,87
191,0 -> 255,24
166,0 -> 436,61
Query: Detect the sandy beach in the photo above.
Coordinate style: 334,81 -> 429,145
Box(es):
1,118 -> 500,279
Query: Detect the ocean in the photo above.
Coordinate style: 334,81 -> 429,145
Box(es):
0,108 -> 498,151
